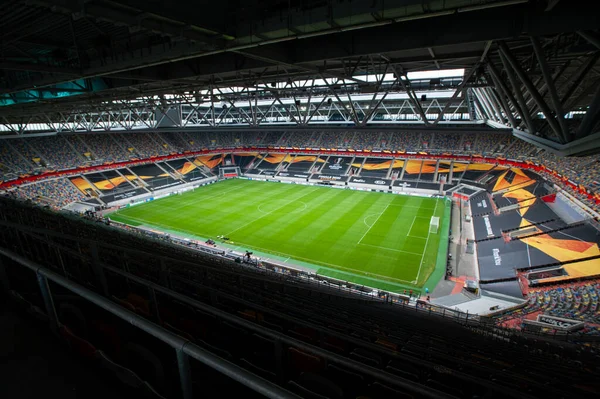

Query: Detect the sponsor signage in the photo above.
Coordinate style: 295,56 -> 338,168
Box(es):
492,248 -> 501,266
153,181 -> 183,191
278,172 -> 309,179
523,315 -> 585,331
319,175 -> 343,181
483,215 -> 494,236
326,157 -> 348,171
102,188 -> 147,203
349,177 -> 390,186
537,315 -> 582,329
187,175 -> 207,182
262,170 -> 276,176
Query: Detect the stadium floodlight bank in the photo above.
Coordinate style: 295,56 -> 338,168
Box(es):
430,216 -> 440,234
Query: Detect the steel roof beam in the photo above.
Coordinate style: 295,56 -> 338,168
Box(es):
575,85 -> 600,139
530,37 -> 569,140
2,3 -> 598,96
498,41 -> 565,143
496,51 -> 536,135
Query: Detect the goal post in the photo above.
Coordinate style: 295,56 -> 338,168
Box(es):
429,216 -> 440,234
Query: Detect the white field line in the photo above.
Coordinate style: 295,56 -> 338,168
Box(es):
387,203 -> 436,210
216,239 -> 415,282
415,198 -> 439,283
358,243 -> 422,256
407,216 -> 430,239
112,214 -> 149,225
225,188 -> 319,236
116,182 -> 436,286
363,213 -> 380,228
357,203 -> 390,245
112,214 -> 204,238
116,211 -> 416,284
408,216 -> 417,236
139,184 -> 245,211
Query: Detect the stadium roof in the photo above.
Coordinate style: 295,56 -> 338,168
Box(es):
0,0 -> 599,154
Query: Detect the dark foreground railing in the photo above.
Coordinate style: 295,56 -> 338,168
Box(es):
0,247 -> 301,399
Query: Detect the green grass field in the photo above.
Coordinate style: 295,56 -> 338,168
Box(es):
110,179 -> 450,293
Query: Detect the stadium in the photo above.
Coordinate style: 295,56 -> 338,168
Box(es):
0,0 -> 599,398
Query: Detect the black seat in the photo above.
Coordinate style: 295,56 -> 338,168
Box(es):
350,348 -> 382,367
288,372 -> 344,399
368,382 -> 415,399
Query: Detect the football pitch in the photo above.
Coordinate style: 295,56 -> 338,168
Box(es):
110,179 -> 450,293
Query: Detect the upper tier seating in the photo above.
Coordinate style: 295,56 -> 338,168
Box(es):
80,134 -> 131,162
27,136 -> 84,170
1,130 -> 600,210
13,178 -> 84,209
118,133 -> 166,159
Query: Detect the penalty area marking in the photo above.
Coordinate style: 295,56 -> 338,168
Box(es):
415,199 -> 439,283
363,213 -> 381,228
115,214 -> 417,285
357,203 -> 390,245
407,216 -> 430,239
358,242 -> 422,256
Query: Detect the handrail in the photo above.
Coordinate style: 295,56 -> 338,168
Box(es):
0,247 -> 301,399
4,199 -> 597,349
103,263 -> 537,399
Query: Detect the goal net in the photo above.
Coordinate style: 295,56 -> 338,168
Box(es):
429,216 -> 440,234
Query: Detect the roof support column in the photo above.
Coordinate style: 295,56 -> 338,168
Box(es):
498,41 -> 565,142
496,51 -> 536,135
432,64 -> 478,125
487,85 -> 515,127
530,37 -> 569,139
487,61 -> 522,129
575,84 -> 600,139
389,64 -> 430,125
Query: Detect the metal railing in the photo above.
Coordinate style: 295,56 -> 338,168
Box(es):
2,196 -> 597,353
0,247 -> 301,399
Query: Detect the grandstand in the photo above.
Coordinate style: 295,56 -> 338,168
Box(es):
1,1 -> 600,398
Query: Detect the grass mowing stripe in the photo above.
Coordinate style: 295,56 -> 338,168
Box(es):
358,243 -> 423,256
415,199 -> 437,283
225,187 -> 319,236
110,179 -> 449,293
357,203 -> 390,245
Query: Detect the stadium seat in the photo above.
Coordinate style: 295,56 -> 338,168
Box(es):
58,302 -> 88,337
288,347 -> 324,374
326,363 -> 365,395
288,372 -> 344,399
60,325 -> 97,358
123,342 -> 166,393
350,348 -> 382,367
95,350 -> 166,399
